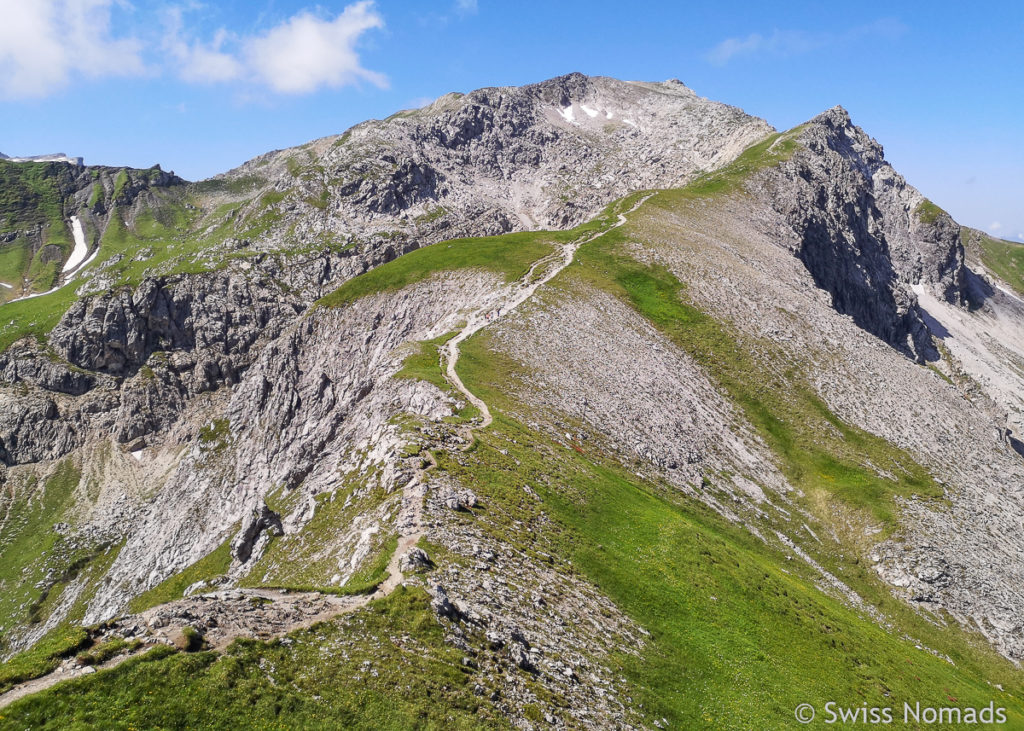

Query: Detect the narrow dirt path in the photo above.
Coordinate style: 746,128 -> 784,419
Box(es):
442,195 -> 652,432
0,196 -> 651,712
0,448 -> 439,711
372,450 -> 435,598
0,650 -> 139,711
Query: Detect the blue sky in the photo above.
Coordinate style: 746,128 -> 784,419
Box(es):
1,0 -> 1021,241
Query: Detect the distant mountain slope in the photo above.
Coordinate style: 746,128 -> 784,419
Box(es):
0,160 -> 183,302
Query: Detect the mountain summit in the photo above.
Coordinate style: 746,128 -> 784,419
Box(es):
1,74 -> 1023,727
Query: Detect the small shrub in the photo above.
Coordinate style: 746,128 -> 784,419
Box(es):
182,626 -> 205,652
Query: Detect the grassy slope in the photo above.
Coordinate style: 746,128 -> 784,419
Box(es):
0,162 -> 66,233
396,332 -> 458,391
0,285 -> 80,352
317,230 -> 556,309
0,161 -> 73,294
0,242 -> 29,288
316,191 -> 650,309
0,627 -> 91,695
452,334 -> 1023,728
0,460 -> 129,694
0,461 -> 82,648
443,400 -> 1024,728
1,589 -> 502,730
915,199 -> 946,226
972,230 -> 1024,297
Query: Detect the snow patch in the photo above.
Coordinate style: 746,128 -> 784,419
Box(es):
0,282 -> 12,289
7,285 -> 60,303
62,216 -> 88,273
130,450 -> 145,462
5,232 -> 100,304
558,106 -> 575,123
580,104 -> 599,118
623,118 -> 638,128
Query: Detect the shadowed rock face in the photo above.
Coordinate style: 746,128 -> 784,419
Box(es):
753,107 -> 967,362
50,275 -> 302,376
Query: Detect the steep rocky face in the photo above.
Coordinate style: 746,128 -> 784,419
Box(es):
79,271 -> 498,628
754,107 -> 967,360
50,274 -> 301,377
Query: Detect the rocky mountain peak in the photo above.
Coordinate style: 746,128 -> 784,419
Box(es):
213,72 -> 772,251
522,70 -> 593,106
801,105 -> 887,179
811,104 -> 853,125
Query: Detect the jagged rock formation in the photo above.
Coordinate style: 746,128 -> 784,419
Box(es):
2,73 -> 1024,727
754,107 -> 967,361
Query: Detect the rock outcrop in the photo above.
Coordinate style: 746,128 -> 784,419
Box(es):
754,106 -> 968,360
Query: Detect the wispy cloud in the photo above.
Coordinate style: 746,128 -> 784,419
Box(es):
0,0 -> 145,99
989,221 -> 1003,232
706,18 -> 906,66
162,7 -> 244,84
455,0 -> 479,14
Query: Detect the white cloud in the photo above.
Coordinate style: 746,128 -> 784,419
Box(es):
0,1 -> 386,99
0,0 -> 145,99
163,2 -> 387,94
162,7 -> 243,84
706,31 -> 817,66
706,18 -> 906,66
244,3 -> 387,94
456,0 -> 479,13
990,222 -> 1003,232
